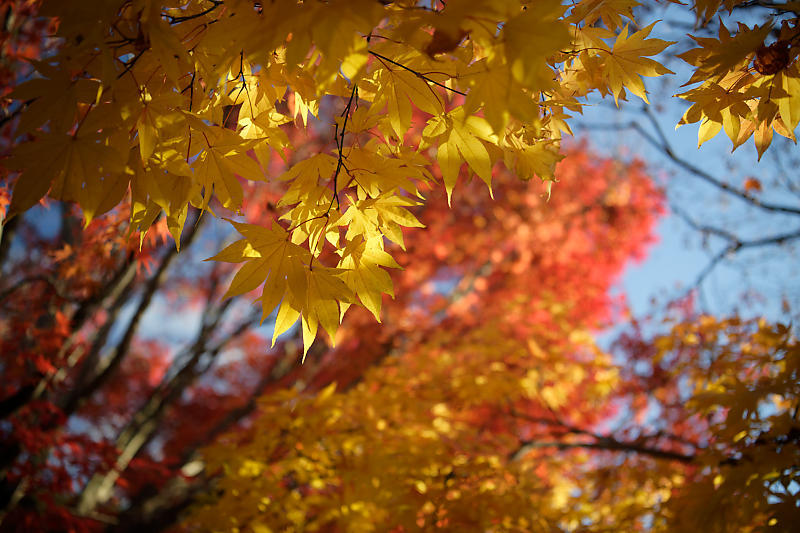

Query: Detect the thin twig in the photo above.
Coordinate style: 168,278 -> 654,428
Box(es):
164,0 -> 223,24
369,50 -> 467,96
639,106 -> 800,216
670,201 -> 800,290
507,409 -> 697,463
511,439 -> 696,463
578,114 -> 800,216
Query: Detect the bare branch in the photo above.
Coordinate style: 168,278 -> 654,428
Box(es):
163,0 -> 224,24
577,112 -> 800,216
369,50 -> 467,96
75,297 -> 261,515
511,438 -> 696,463
641,106 -> 800,216
670,202 -> 800,290
0,217 -> 18,270
507,409 -> 697,463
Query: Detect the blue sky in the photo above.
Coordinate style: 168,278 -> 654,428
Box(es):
572,7 -> 800,325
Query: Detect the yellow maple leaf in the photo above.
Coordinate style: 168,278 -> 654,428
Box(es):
774,65 -> 800,132
5,132 -> 125,224
463,57 -> 540,135
679,23 -> 771,85
190,123 -> 266,210
603,23 -> 675,104
568,0 -> 640,31
502,1 -> 571,91
373,59 -> 444,140
428,109 -> 496,204
338,236 -> 400,321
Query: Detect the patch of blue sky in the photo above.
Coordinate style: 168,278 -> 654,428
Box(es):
573,5 -> 800,328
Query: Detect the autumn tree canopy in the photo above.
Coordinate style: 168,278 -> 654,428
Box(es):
2,0 -> 799,350
0,0 -> 799,532
185,317 -> 799,532
0,143 -> 666,531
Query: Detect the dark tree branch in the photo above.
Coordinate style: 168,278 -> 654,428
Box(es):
507,409 -> 697,463
732,1 -> 800,14
0,386 -> 35,421
670,202 -> 800,290
0,216 -> 18,270
58,216 -> 203,417
0,274 -> 78,304
107,335 -> 303,533
0,214 -> 202,520
640,105 -> 800,216
163,0 -> 224,24
577,111 -> 800,216
75,292 -> 264,515
511,438 -> 696,463
369,50 -> 467,96
0,252 -> 138,426
0,100 -> 31,129
177,336 -> 300,465
105,477 -> 209,533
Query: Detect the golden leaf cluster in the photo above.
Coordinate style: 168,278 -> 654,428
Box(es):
185,311 -> 799,532
677,3 -> 800,157
3,0 -> 798,351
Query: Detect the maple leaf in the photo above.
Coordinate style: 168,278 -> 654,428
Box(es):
135,90 -> 185,163
677,76 -> 753,147
373,54 -> 444,140
8,60 -> 99,135
568,0 -> 640,30
6,132 -> 125,224
693,0 -> 751,24
277,153 -> 338,209
424,109 -> 496,204
2,0 -> 794,357
678,23 -> 772,84
139,5 -> 193,84
502,1 -> 571,91
296,266 -> 353,354
189,122 -> 266,211
131,143 -> 198,246
209,219 -> 357,355
340,143 -> 429,200
503,136 -> 564,183
337,236 -> 400,321
602,23 -> 675,104
774,64 -> 800,131
340,193 -> 424,249
743,177 -> 762,192
463,57 -> 540,135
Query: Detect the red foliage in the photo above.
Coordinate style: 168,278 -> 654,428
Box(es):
0,109 -> 662,531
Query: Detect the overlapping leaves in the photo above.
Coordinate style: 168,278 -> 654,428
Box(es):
4,0 -> 796,350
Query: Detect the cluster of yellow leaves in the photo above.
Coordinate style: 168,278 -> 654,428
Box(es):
182,313 -> 798,532
676,4 -> 800,157
184,304 -> 633,532
5,0 -> 795,351
2,0 -> 683,353
656,316 -> 800,532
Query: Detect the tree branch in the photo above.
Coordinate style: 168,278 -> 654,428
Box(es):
670,201 -> 800,290
163,0 -> 224,24
369,50 -> 467,96
577,111 -> 800,216
640,105 -> 800,216
511,438 -> 696,463
0,216 -> 18,271
106,335 -> 302,533
75,292 -> 262,515
507,410 -> 697,463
